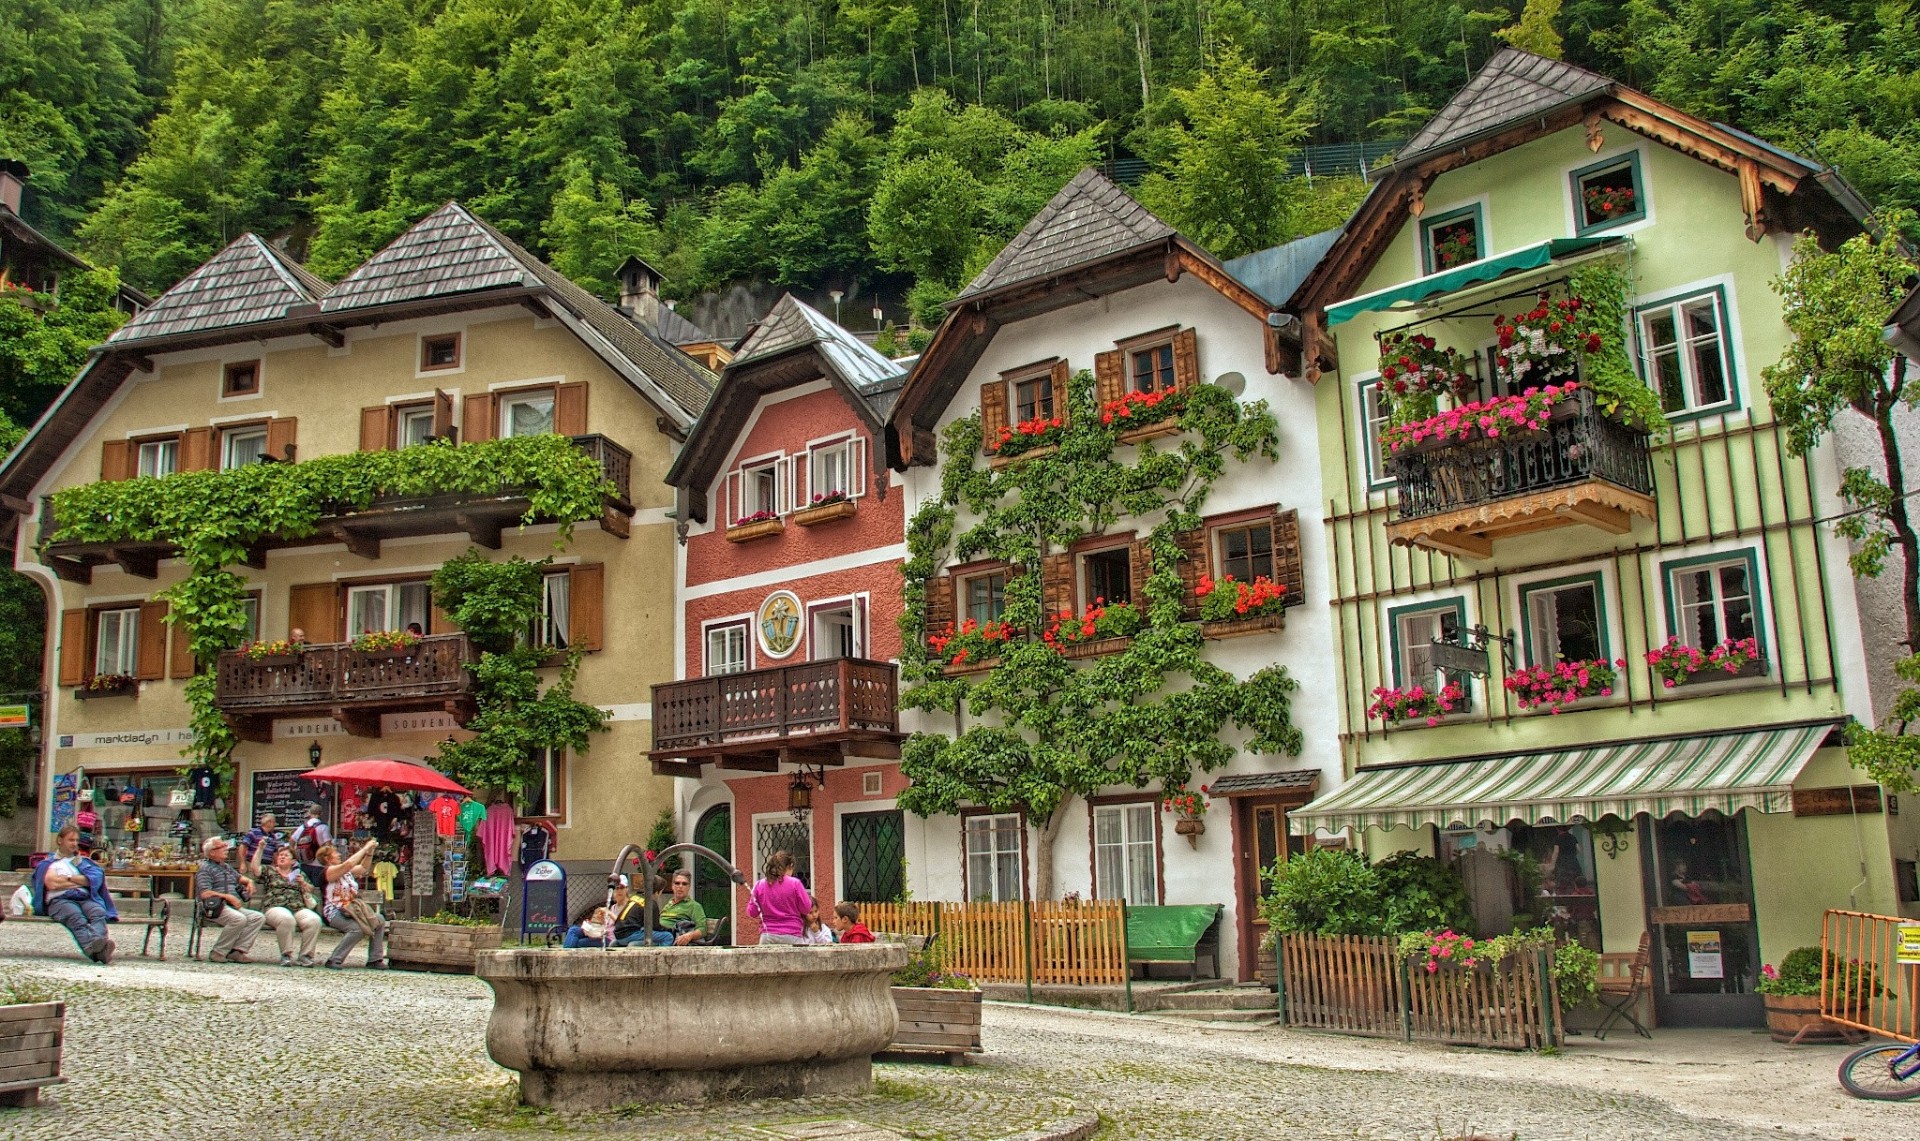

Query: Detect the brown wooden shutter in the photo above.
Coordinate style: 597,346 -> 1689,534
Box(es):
136,601 -> 167,680
1041,553 -> 1074,619
555,382 -> 589,436
1172,327 -> 1199,391
100,440 -> 134,482
1095,349 -> 1126,406
568,563 -> 604,651
433,389 -> 455,438
168,607 -> 196,678
923,574 -> 956,635
980,381 -> 1009,452
181,428 -> 214,472
463,393 -> 497,443
1175,528 -> 1210,614
1050,359 -> 1071,425
360,406 -> 393,452
1127,540 -> 1153,610
267,416 -> 298,461
1272,508 -> 1305,607
288,582 -> 342,643
58,609 -> 87,687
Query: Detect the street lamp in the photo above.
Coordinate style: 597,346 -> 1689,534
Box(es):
830,289 -> 844,325
871,303 -> 884,332
308,740 -> 323,768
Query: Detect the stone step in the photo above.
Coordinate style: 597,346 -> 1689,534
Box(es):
1149,1008 -> 1280,1025
1135,988 -> 1276,1012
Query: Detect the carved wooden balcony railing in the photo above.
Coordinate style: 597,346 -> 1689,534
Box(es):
39,433 -> 636,584
648,658 -> 904,776
1385,388 -> 1656,559
213,633 -> 476,741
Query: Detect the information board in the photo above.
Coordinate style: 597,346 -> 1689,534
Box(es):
249,769 -> 334,835
520,860 -> 566,937
411,811 -> 436,897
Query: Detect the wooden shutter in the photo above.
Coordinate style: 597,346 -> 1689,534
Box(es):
980,380 -> 1009,452
1272,508 -> 1305,607
135,601 -> 167,680
168,606 -> 196,679
1128,540 -> 1153,610
267,416 -> 298,461
58,609 -> 87,687
555,382 -> 588,436
568,563 -> 604,651
1050,359 -> 1071,425
433,389 -> 455,438
924,574 -> 956,634
1095,350 -> 1126,406
1172,327 -> 1199,391
1175,528 -> 1210,614
100,440 -> 134,482
360,406 -> 393,452
181,427 -> 214,472
463,393 -> 497,443
288,582 -> 342,644
1041,553 -> 1074,619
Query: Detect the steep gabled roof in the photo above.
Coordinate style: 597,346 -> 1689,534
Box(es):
1396,49 -> 1612,167
320,203 -> 529,311
958,168 -> 1176,300
732,294 -> 902,394
107,234 -> 325,344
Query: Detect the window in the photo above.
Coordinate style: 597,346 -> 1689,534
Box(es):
743,460 -> 780,516
811,603 -> 861,660
1218,521 -> 1275,585
1572,153 -> 1645,234
705,622 -> 750,675
1092,803 -> 1158,905
964,572 -> 1006,625
757,818 -> 813,888
346,581 -> 432,638
136,437 -> 178,478
395,403 -> 436,448
1666,552 -> 1760,652
239,595 -> 261,643
221,426 -> 268,470
809,442 -> 850,501
1420,206 -> 1484,274
1082,546 -> 1132,607
1359,378 -> 1390,485
1521,574 -> 1607,665
1130,343 -> 1175,395
531,572 -> 569,650
1014,373 -> 1055,421
1637,290 -> 1735,417
964,813 -> 1024,902
421,333 -> 461,371
222,361 -> 259,397
520,747 -> 563,818
1390,598 -> 1472,710
95,607 -> 139,676
501,390 -> 555,438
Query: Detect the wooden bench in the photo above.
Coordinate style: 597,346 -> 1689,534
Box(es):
0,873 -> 171,961
1126,904 -> 1222,981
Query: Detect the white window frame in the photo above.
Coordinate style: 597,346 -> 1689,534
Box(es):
1519,574 -> 1609,667
94,607 -> 139,677
1386,595 -> 1474,712
239,595 -> 261,643
808,596 -> 867,661
724,452 -> 791,522
804,434 -> 867,504
396,403 -> 436,448
500,389 -> 557,438
136,437 -> 178,478
1635,286 -> 1738,418
1092,802 -> 1159,905
1664,549 -> 1764,654
532,571 -> 569,650
964,812 -> 1025,903
520,746 -> 564,819
704,619 -> 751,676
1356,375 -> 1391,488
345,581 -> 432,639
221,426 -> 268,470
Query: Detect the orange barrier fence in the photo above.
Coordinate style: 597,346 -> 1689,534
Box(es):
861,900 -> 1130,987
1821,909 -> 1920,1043
1278,933 -> 1561,1049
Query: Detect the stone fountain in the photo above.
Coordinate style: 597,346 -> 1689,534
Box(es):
476,842 -> 908,1110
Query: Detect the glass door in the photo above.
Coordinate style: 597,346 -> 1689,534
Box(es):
1640,812 -> 1763,1026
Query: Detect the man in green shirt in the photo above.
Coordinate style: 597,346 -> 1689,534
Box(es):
653,869 -> 708,946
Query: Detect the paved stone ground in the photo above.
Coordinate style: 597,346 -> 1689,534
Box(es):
0,920 -> 1914,1140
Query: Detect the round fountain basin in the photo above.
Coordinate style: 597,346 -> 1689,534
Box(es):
476,943 -> 909,1110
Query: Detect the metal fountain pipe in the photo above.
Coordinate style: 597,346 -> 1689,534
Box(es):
604,842 -> 745,947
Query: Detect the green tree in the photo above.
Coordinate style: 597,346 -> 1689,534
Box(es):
542,157 -> 661,301
0,267 -> 128,425
1497,0 -> 1565,58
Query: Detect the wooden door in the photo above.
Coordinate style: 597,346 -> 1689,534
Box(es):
1231,796 -> 1309,985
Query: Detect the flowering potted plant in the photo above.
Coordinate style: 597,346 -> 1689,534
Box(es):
1381,382 -> 1580,456
793,489 -> 856,526
1645,635 -> 1763,687
1041,599 -> 1143,654
349,629 -> 421,659
993,413 -> 1065,458
1757,948 -> 1870,1044
239,637 -> 307,665
1100,387 -> 1185,437
1583,184 -> 1636,220
1195,573 -> 1288,632
1401,928 -> 1481,977
1376,331 -> 1475,426
1502,657 -> 1623,713
1429,221 -> 1479,271
1163,785 -> 1210,845
1366,681 -> 1465,728
927,617 -> 1016,671
77,672 -> 136,699
1492,294 -> 1603,390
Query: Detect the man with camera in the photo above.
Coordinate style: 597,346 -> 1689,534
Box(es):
196,836 -> 265,963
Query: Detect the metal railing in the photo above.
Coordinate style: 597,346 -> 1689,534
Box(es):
650,658 -> 900,753
214,633 -> 474,711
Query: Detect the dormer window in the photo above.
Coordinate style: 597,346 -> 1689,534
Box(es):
1572,154 -> 1646,234
223,360 -> 260,397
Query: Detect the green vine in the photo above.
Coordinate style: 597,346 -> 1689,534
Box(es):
42,436 -> 615,795
1566,261 -> 1667,434
895,372 -> 1305,895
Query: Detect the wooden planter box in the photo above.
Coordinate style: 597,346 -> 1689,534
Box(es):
1200,610 -> 1286,639
792,499 -> 856,526
242,653 -> 302,667
725,517 -> 785,543
890,986 -> 983,1057
387,920 -> 503,973
75,678 -> 135,700
348,646 -> 416,662
1763,993 -> 1862,1044
0,1001 -> 65,1107
1055,635 -> 1131,660
1116,417 -> 1181,445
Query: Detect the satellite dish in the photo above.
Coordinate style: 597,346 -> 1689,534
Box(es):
1215,371 -> 1247,397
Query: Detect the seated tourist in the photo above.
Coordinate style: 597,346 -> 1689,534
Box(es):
565,877 -> 648,947
251,841 -> 322,966
829,902 -> 875,944
32,825 -> 117,963
652,870 -> 708,946
197,835 -> 266,964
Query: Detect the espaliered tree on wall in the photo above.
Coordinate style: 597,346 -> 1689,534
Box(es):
44,434 -> 614,802
897,371 -> 1304,900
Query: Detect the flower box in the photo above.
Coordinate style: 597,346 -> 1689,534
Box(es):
387,919 -> 503,973
0,1001 -> 65,1107
348,647 -> 413,663
792,499 -> 857,527
989,443 -> 1056,468
1676,658 -> 1768,686
725,517 -> 785,543
75,676 -> 136,700
889,985 -> 983,1055
246,653 -> 302,667
1116,417 -> 1182,445
1200,611 -> 1286,640
1054,635 -> 1131,660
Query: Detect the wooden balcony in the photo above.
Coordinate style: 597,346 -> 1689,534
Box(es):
648,658 -> 904,777
213,633 -> 476,741
1385,388 -> 1655,559
39,433 -> 636,583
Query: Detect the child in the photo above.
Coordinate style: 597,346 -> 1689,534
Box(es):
829,902 -> 875,944
801,902 -> 835,944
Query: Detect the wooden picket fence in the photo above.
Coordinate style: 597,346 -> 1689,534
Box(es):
863,900 -> 1130,986
1277,934 -> 1561,1049
1821,909 -> 1920,1043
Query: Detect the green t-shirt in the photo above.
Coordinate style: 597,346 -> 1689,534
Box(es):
457,799 -> 486,838
657,898 -> 706,930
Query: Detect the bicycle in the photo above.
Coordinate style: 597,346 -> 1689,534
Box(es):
1839,1038 -> 1920,1100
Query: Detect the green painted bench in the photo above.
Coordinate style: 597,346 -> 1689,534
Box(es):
1126,903 -> 1221,981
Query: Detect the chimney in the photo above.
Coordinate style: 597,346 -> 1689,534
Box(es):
0,161 -> 27,215
616,256 -> 662,328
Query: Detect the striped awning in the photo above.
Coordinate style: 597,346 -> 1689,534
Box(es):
1290,723 -> 1835,835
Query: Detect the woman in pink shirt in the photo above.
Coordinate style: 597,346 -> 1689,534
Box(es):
747,850 -> 812,945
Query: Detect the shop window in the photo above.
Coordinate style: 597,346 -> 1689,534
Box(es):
531,571 -> 570,650
1014,372 -> 1055,421
395,403 -> 436,448
1358,378 -> 1391,485
1081,546 -> 1132,607
1420,206 -> 1484,274
963,571 -> 1006,625
500,389 -> 556,438
1664,550 -> 1761,654
136,436 -> 178,478
1130,341 -> 1175,395
95,607 -> 139,676
1217,520 -> 1276,585
519,746 -> 563,818
221,425 -> 268,470
809,441 -> 851,501
1508,824 -> 1601,951
1092,802 -> 1158,905
1389,598 -> 1472,710
705,621 -> 749,675
1572,153 -> 1646,233
346,581 -> 432,638
964,812 -> 1024,903
421,333 -> 462,371
1637,288 -> 1736,417
1520,573 -> 1608,665
222,360 -> 260,397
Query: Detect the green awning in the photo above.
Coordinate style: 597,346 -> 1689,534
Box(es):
1325,237 -> 1622,328
1289,723 -> 1834,835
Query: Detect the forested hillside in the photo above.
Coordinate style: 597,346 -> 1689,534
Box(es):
5,0 -> 1920,323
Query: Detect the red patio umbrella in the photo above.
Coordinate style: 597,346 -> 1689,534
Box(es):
302,755 -> 473,797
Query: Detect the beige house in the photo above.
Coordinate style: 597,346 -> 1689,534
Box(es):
0,203 -> 712,860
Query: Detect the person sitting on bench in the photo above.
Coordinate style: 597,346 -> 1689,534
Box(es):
652,870 -> 708,946
564,876 -> 649,947
33,825 -> 117,964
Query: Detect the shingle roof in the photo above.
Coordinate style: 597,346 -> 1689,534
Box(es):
733,294 -> 904,394
1205,769 -> 1322,796
1225,228 -> 1345,308
1399,49 -> 1613,164
320,202 -> 530,312
107,234 -> 325,344
957,168 -> 1175,300
653,305 -> 715,346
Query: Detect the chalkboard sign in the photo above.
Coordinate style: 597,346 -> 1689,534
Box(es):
520,860 -> 566,937
249,769 -> 334,835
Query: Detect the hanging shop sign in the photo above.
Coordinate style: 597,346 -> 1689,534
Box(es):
0,705 -> 29,730
1791,785 -> 1884,817
756,590 -> 804,658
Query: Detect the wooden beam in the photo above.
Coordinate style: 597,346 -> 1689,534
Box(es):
1556,500 -> 1634,534
1611,90 -> 1811,186
112,547 -> 160,579
456,512 -> 503,550
126,354 -> 154,374
48,557 -> 91,585
1164,247 -> 1183,283
1413,530 -> 1493,560
308,324 -> 346,349
329,525 -> 379,560
332,707 -> 382,738
1174,247 -> 1272,322
0,494 -> 31,514
716,753 -> 780,772
243,543 -> 268,570
650,758 -> 707,778
1738,158 -> 1767,242
779,746 -> 846,768
229,717 -> 273,745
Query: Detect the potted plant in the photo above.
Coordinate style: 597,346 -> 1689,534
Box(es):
1162,786 -> 1210,846
348,629 -> 421,661
1365,681 -> 1466,728
1492,293 -> 1604,390
387,910 -> 504,973
1041,599 -> 1143,657
888,939 -> 982,1056
792,489 -> 857,526
726,508 -> 784,542
76,673 -> 136,699
1196,573 -> 1288,636
1646,635 -> 1765,687
928,617 -> 1015,673
1100,387 -> 1186,441
1381,382 -> 1582,457
0,979 -> 63,1106
238,637 -> 306,666
1502,657 -> 1624,713
1759,947 -> 1862,1044
991,413 -> 1065,458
